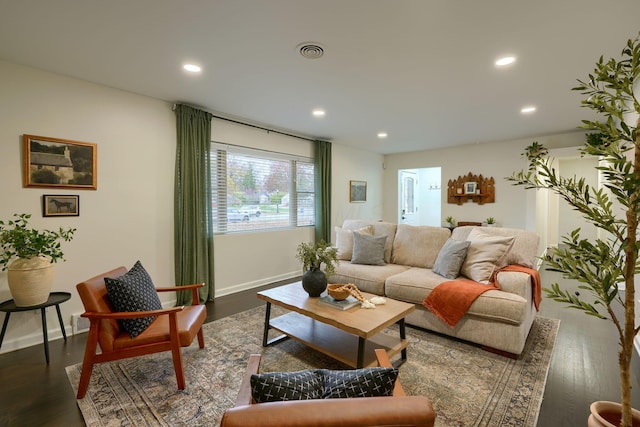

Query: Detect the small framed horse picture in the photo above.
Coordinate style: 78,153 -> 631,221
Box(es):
43,194 -> 79,217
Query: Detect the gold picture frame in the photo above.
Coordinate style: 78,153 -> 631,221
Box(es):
23,134 -> 97,190
350,180 -> 367,203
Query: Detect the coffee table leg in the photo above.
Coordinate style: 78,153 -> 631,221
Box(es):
357,337 -> 365,368
397,318 -> 408,367
262,301 -> 289,347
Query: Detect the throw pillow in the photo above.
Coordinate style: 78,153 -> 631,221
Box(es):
460,229 -> 515,284
334,225 -> 373,261
318,367 -> 398,398
104,260 -> 163,338
433,238 -> 471,279
250,370 -> 324,402
351,232 -> 387,265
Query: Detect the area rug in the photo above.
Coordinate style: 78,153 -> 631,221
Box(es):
66,306 -> 559,426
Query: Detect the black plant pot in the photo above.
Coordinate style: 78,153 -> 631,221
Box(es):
302,269 -> 327,297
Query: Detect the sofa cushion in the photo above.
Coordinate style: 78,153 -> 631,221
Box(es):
452,226 -> 539,268
460,229 -> 514,284
330,262 -> 410,295
342,220 -> 397,263
334,225 -> 373,260
391,224 -> 451,268
432,238 -> 471,279
385,267 -> 527,324
104,261 -> 162,338
352,232 -> 386,265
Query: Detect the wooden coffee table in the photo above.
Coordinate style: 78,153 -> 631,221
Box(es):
257,282 -> 415,368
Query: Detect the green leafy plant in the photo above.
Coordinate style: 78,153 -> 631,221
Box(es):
444,216 -> 455,226
508,33 -> 640,427
295,240 -> 338,276
0,213 -> 76,271
485,217 -> 496,225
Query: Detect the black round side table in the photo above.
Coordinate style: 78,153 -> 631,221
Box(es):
0,291 -> 71,364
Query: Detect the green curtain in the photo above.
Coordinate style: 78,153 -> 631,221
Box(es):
174,104 -> 215,304
314,140 -> 332,243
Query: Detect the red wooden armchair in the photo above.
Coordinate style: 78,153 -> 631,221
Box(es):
75,267 -> 207,399
221,349 -> 436,427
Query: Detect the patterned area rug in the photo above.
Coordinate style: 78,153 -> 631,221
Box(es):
66,306 -> 559,427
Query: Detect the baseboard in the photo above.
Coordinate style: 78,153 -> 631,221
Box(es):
0,325 -> 71,355
214,271 -> 300,297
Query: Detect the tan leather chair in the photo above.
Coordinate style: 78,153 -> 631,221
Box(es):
75,267 -> 207,399
221,349 -> 436,427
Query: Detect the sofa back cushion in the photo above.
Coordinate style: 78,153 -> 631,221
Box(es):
342,220 -> 397,263
391,224 -> 451,268
452,226 -> 540,268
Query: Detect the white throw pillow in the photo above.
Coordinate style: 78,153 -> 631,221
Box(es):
460,229 -> 515,284
334,225 -> 373,260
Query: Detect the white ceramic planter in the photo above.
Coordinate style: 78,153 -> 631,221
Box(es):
7,256 -> 54,307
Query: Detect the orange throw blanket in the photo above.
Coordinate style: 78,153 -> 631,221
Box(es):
422,265 -> 541,327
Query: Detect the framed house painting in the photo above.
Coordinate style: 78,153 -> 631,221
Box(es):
464,181 -> 477,194
23,134 -> 97,190
350,180 -> 367,203
43,194 -> 80,217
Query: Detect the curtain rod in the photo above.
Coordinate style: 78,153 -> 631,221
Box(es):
173,103 -> 317,143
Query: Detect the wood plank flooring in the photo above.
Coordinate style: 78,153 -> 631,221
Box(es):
0,273 -> 638,426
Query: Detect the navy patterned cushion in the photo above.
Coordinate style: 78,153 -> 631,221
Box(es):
104,261 -> 162,338
250,367 -> 398,403
319,367 -> 398,398
250,370 -> 323,402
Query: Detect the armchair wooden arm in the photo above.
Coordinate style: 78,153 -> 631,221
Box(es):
156,283 -> 204,305
81,306 -> 184,320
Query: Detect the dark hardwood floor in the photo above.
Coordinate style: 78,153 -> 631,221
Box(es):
1,272 -> 638,426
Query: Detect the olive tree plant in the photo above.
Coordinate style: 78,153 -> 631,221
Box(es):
509,33 -> 639,427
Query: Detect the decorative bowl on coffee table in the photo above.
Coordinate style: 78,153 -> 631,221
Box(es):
327,284 -> 350,301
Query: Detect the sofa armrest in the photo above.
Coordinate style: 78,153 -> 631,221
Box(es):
220,396 -> 435,427
495,271 -> 533,300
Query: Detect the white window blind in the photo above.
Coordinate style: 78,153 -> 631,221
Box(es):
211,143 -> 315,233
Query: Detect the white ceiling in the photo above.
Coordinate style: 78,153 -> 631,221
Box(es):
1,0 -> 639,154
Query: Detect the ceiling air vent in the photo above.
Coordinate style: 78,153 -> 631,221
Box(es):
298,43 -> 324,59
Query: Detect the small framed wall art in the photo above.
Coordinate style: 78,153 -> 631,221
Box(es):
464,182 -> 477,194
43,194 -> 80,217
350,180 -> 367,203
23,134 -> 97,190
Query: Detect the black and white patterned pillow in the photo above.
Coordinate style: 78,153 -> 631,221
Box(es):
104,261 -> 162,338
250,370 -> 324,403
318,367 -> 398,399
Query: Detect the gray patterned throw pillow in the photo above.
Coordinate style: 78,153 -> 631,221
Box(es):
318,367 -> 398,398
351,232 -> 387,265
433,238 -> 471,279
104,261 -> 162,338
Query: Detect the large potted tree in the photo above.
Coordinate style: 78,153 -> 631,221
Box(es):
509,33 -> 640,427
0,213 -> 75,306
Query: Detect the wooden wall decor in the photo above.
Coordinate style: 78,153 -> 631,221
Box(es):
447,172 -> 495,205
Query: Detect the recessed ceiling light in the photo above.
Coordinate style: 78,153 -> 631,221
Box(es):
521,106 -> 536,114
312,109 -> 326,117
183,64 -> 201,73
495,56 -> 516,67
377,132 -> 388,139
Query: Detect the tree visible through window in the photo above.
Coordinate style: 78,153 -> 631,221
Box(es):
211,143 -> 315,233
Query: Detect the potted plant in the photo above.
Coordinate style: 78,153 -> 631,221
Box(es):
295,240 -> 338,297
485,217 -> 496,227
444,216 -> 456,228
0,213 -> 75,306
509,33 -> 640,427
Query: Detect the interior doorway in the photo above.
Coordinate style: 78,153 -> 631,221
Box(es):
398,167 -> 441,226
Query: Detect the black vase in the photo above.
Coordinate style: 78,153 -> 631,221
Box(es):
302,268 -> 327,297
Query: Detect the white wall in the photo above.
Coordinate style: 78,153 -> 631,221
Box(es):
0,61 -> 175,352
382,132 -> 587,231
0,61 -> 383,353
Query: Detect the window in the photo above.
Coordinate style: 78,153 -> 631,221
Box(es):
211,143 -> 315,233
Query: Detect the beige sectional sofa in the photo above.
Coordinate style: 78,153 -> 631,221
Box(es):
328,220 -> 540,355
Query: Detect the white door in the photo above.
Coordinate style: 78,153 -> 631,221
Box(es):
400,170 -> 419,225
